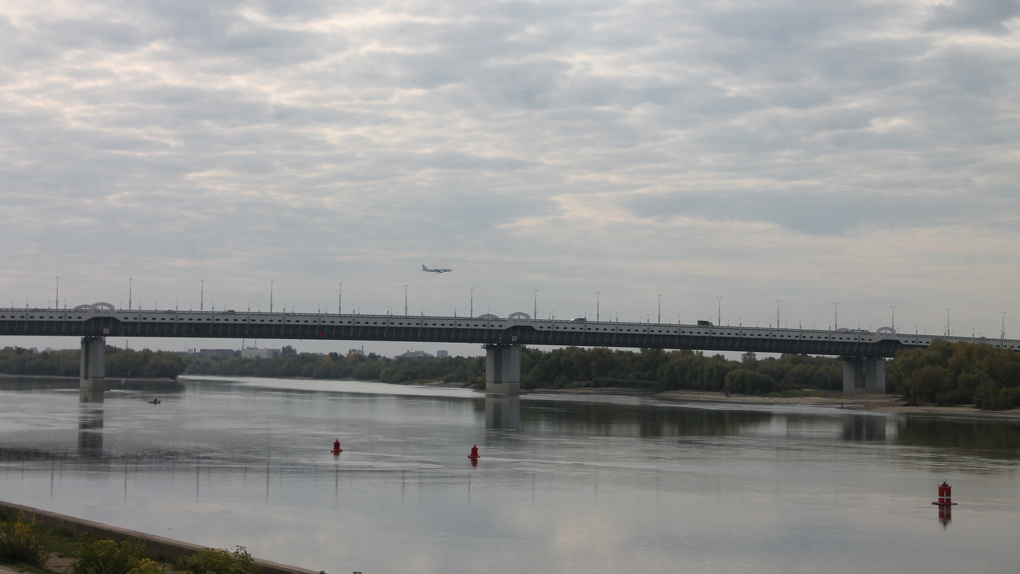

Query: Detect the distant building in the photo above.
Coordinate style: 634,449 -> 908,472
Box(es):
198,349 -> 234,359
241,348 -> 281,359
395,350 -> 432,360
436,350 -> 449,358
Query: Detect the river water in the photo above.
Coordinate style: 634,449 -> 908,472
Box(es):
1,376 -> 1018,573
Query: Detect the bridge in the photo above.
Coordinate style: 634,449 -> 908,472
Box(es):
3,303 -> 1019,396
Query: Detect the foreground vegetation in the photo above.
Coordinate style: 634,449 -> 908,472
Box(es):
0,510 -> 261,574
3,339 -> 1019,409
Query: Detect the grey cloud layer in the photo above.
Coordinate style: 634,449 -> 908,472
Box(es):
1,0 -> 1018,334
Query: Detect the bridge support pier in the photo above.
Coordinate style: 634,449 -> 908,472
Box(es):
485,344 -> 521,394
80,336 -> 106,403
842,357 -> 886,394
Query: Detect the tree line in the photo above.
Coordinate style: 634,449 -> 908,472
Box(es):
3,339 -> 1018,409
887,339 -> 1020,409
0,346 -> 184,379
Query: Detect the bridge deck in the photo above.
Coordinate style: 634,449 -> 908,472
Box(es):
3,307 -> 1018,358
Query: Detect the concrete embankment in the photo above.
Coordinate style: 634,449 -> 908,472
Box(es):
0,501 -> 320,574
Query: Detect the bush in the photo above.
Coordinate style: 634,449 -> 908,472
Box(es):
177,546 -> 258,574
72,536 -> 147,574
0,514 -> 46,567
128,558 -> 166,574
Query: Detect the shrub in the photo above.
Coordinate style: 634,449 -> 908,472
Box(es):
0,514 -> 46,567
127,558 -> 165,574
177,546 -> 259,574
72,536 -> 147,574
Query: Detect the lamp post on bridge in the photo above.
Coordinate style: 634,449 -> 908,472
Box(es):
834,302 -> 838,330
404,285 -> 409,316
55,276 -> 59,310
338,282 -> 342,315
533,290 -> 537,319
717,296 -> 722,325
596,291 -> 600,322
776,299 -> 781,329
269,281 -> 273,313
891,305 -> 896,331
200,279 -> 204,312
946,308 -> 951,336
470,287 -> 474,318
657,294 -> 662,324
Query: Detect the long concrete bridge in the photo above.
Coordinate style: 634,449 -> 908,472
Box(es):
3,303 -> 1019,396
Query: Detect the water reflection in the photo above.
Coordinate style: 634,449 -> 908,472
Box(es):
895,417 -> 1020,461
842,414 -> 887,441
3,376 -> 1020,574
485,396 -> 520,430
77,403 -> 104,457
79,387 -> 105,403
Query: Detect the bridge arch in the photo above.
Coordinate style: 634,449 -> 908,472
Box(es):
508,312 -> 531,321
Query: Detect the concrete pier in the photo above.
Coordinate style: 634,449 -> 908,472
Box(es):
79,336 -> 106,403
485,344 -> 521,394
842,357 -> 886,394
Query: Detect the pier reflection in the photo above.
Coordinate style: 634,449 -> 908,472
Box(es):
486,396 -> 520,430
78,402 -> 104,456
841,413 -> 887,441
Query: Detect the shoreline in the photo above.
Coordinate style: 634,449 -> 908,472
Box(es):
6,372 -> 1019,421
533,387 -> 1020,421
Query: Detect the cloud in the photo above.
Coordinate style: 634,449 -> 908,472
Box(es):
1,0 -> 1019,348
927,0 -> 1020,35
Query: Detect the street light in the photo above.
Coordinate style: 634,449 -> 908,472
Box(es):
717,296 -> 722,325
533,290 -> 537,318
338,282 -> 342,315
404,285 -> 409,316
596,291 -> 600,322
776,299 -> 781,329
470,287 -> 474,318
200,279 -> 204,312
269,281 -> 273,313
657,294 -> 662,324
891,305 -> 896,331
834,302 -> 838,330
946,308 -> 951,336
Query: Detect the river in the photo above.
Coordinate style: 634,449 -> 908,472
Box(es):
1,376 -> 1019,573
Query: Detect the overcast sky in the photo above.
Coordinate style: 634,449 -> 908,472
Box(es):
2,0 -> 1019,355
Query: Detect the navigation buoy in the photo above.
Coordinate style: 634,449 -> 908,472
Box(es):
931,480 -> 957,506
468,444 -> 480,459
331,438 -> 343,454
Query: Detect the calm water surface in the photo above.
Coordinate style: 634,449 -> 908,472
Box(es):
1,376 -> 1019,573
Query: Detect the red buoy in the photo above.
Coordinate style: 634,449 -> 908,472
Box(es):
331,438 -> 343,454
468,444 -> 480,459
932,481 -> 957,506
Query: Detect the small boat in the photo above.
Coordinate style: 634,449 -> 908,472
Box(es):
149,398 -> 161,404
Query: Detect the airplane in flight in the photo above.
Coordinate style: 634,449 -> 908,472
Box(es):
422,264 -> 453,274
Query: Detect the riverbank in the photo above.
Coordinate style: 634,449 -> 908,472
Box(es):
0,501 -> 319,574
533,387 -> 1020,421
